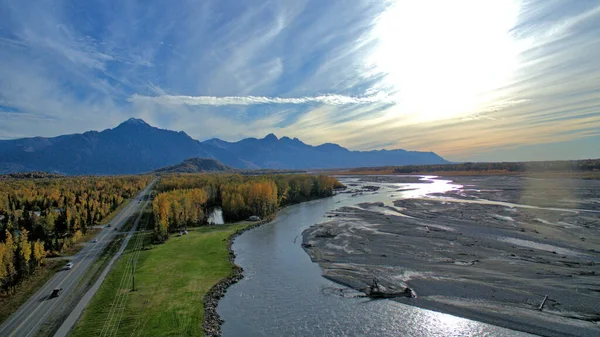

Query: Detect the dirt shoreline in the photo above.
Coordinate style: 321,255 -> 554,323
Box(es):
303,175 -> 600,337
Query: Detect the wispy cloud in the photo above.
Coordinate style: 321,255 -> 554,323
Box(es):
129,93 -> 395,106
1,0 -> 600,162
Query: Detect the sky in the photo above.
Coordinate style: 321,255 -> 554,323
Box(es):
1,0 -> 599,162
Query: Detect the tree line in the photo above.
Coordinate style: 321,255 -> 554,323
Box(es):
152,174 -> 343,242
0,171 -> 65,180
392,160 -> 600,173
345,159 -> 600,174
0,175 -> 152,293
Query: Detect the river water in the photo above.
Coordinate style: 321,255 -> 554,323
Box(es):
218,177 -> 535,336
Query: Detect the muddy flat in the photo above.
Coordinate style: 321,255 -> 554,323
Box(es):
303,175 -> 600,337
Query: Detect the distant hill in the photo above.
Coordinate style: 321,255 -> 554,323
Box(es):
0,118 -> 448,175
154,158 -> 232,173
201,133 -> 448,170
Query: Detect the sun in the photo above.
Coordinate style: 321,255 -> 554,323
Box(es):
367,0 -> 523,122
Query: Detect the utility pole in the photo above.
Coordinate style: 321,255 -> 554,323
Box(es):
132,262 -> 135,291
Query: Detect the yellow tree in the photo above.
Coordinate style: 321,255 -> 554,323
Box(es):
152,194 -> 170,241
0,243 -> 7,285
181,192 -> 193,226
3,230 -> 16,292
32,240 -> 46,267
18,228 -> 32,275
190,189 -> 208,224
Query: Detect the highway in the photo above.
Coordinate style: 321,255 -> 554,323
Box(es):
0,180 -> 155,337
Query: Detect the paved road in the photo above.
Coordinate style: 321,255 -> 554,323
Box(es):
0,180 -> 155,337
54,184 -> 153,337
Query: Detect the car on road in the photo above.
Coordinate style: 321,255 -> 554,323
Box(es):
65,262 -> 74,270
50,287 -> 63,298
92,238 -> 98,243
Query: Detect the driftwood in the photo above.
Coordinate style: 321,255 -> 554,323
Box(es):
365,278 -> 415,298
538,295 -> 549,311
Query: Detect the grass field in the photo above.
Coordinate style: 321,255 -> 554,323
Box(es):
118,209 -> 140,233
70,223 -> 250,337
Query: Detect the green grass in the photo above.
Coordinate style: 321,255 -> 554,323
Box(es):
70,223 -> 250,337
81,234 -> 126,293
0,260 -> 63,323
100,199 -> 132,225
119,204 -> 152,233
117,213 -> 136,233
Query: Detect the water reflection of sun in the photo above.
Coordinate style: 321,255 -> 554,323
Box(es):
420,310 -> 476,336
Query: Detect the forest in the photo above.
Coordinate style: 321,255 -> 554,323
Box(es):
0,175 -> 152,293
152,174 -> 342,242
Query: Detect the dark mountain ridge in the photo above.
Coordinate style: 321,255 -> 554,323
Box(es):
0,118 -> 448,174
154,158 -> 233,173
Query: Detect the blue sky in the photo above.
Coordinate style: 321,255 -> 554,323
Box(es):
1,0 -> 599,162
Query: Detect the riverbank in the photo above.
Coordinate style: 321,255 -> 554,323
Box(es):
202,217 -> 273,336
303,175 -> 600,337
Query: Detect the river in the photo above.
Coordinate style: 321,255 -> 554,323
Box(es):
217,176 -> 535,336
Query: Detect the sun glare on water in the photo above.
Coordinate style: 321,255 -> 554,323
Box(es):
369,0 -> 523,122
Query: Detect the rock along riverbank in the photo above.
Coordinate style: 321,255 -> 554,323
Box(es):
202,218 -> 273,337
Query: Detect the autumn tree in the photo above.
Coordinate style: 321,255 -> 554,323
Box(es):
32,240 -> 46,267
152,174 -> 341,244
0,175 -> 152,291
2,230 -> 17,293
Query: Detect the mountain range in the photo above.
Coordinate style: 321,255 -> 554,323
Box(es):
0,118 -> 448,174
